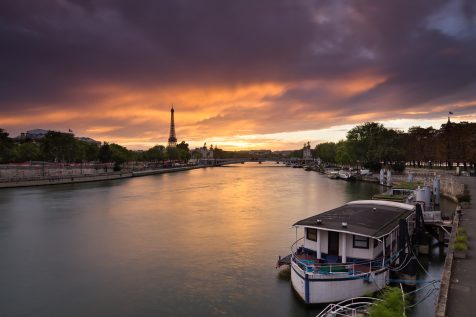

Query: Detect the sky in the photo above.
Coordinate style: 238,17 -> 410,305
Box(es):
1,0 -> 476,150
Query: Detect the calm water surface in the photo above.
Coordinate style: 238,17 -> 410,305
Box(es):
0,163 -> 450,317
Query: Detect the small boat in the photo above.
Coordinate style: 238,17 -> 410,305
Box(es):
281,200 -> 416,304
360,169 -> 372,176
338,170 -> 356,181
327,171 -> 339,179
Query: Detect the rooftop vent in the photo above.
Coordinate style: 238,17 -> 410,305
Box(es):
372,207 -> 377,212
316,219 -> 322,224
342,222 -> 348,228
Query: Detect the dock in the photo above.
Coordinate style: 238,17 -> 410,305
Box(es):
276,254 -> 292,268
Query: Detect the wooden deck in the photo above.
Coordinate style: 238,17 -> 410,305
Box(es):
277,252 -> 383,275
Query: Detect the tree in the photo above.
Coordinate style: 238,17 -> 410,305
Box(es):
146,145 -> 166,161
109,143 -> 133,164
315,142 -> 337,163
406,126 -> 437,167
448,122 -> 476,169
0,128 -> 15,163
335,141 -> 353,165
82,142 -> 100,162
289,149 -> 303,158
166,147 -> 180,161
176,141 -> 191,162
98,143 -> 113,162
15,142 -> 41,162
346,122 -> 404,170
376,128 -> 405,166
40,131 -> 79,162
347,122 -> 386,164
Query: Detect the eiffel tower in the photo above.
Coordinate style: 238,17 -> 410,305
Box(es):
167,105 -> 177,148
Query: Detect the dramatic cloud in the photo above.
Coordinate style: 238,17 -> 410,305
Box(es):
1,0 -> 475,149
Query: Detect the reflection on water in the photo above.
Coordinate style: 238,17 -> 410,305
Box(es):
0,163 -> 448,317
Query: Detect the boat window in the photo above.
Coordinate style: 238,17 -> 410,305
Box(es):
306,228 -> 317,241
353,235 -> 369,249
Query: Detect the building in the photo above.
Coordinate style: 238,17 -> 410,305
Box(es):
303,141 -> 312,160
76,137 -> 101,145
24,129 -> 49,140
197,143 -> 213,159
167,105 -> 177,148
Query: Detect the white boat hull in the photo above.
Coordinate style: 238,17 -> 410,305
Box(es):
290,262 -> 389,304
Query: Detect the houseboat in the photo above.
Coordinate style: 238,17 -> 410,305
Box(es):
288,200 -> 415,304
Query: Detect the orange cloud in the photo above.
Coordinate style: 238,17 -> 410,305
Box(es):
3,81 -> 476,151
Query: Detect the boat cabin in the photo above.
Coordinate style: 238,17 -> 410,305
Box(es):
293,200 -> 415,264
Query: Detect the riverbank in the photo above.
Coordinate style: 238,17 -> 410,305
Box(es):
319,167 -> 466,201
0,165 -> 204,189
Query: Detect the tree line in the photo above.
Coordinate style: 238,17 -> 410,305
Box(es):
2,120 -> 476,169
0,128 -> 287,164
0,130 -> 191,164
314,121 -> 476,171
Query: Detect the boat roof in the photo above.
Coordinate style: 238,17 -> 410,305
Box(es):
293,200 -> 414,238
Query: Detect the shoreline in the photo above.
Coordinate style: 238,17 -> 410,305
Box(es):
0,165 -> 205,189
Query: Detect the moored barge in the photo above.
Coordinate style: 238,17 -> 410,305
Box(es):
287,200 -> 415,304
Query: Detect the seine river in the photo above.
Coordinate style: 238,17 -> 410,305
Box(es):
0,162 -> 451,317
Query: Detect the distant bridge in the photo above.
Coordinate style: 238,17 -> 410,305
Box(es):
199,158 -> 318,166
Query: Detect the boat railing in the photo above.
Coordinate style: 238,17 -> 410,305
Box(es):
291,240 -> 400,277
316,296 -> 383,317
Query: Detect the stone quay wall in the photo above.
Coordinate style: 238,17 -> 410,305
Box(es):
0,163 -> 116,181
392,168 -> 465,200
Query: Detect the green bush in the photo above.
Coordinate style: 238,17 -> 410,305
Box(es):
457,227 -> 467,236
455,235 -> 468,243
368,287 -> 407,317
454,241 -> 468,252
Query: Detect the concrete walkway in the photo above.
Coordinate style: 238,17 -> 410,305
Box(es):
446,176 -> 476,317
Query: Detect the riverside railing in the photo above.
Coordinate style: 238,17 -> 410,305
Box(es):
291,239 -> 401,278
